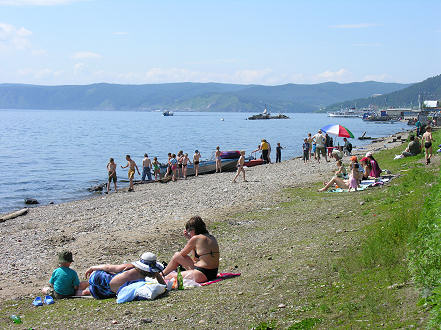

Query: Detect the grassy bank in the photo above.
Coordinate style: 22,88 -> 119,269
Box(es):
0,131 -> 439,329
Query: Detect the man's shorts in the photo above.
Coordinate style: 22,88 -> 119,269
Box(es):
108,172 -> 117,183
88,271 -> 117,299
128,169 -> 135,179
316,146 -> 326,156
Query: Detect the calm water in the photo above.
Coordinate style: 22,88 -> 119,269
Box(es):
0,110 -> 409,213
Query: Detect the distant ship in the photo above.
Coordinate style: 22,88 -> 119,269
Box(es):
247,105 -> 289,120
327,108 -> 362,118
162,110 -> 174,116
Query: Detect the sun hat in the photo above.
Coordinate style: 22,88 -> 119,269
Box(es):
132,252 -> 164,273
365,152 -> 373,157
58,251 -> 73,263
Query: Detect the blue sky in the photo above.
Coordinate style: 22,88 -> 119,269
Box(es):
1,0 -> 440,85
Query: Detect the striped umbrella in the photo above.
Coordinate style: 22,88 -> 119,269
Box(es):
320,124 -> 354,138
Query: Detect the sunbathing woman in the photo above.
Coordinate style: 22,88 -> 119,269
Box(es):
319,156 -> 360,192
360,157 -> 372,180
162,216 -> 219,283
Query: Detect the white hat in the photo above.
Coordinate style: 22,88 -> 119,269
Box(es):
132,252 -> 164,273
365,152 -> 373,157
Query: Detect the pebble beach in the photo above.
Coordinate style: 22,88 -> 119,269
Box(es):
0,132 -> 410,300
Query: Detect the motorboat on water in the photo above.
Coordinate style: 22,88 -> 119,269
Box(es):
163,110 -> 174,116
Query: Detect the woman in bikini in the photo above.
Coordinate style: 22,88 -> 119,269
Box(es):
215,146 -> 222,173
163,216 -> 219,283
182,153 -> 191,179
319,156 -> 361,192
422,126 -> 433,165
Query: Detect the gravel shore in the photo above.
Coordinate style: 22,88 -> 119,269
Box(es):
0,131 -> 410,300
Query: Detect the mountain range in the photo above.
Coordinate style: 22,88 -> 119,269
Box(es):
0,81 -> 410,113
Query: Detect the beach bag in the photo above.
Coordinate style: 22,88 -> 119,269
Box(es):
135,282 -> 166,300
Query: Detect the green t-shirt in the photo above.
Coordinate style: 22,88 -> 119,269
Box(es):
49,267 -> 80,296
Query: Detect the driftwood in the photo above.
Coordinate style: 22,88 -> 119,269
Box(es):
0,208 -> 28,223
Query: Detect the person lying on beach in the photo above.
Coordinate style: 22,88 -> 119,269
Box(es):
193,150 -> 201,176
162,216 -> 219,283
42,251 -> 80,299
106,158 -> 117,193
121,155 -> 140,192
81,252 -> 165,299
232,150 -> 247,183
319,156 -> 361,192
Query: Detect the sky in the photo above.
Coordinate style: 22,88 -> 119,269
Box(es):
0,0 -> 440,86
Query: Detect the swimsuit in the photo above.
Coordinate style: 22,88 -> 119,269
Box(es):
425,141 -> 432,149
128,169 -> 135,179
194,161 -> 199,165
108,171 -> 117,183
194,266 -> 218,281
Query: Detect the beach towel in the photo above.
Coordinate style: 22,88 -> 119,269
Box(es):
200,273 -> 241,286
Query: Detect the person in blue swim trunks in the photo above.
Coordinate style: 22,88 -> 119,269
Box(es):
81,252 -> 165,299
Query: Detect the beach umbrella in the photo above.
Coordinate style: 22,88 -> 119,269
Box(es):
320,124 -> 354,138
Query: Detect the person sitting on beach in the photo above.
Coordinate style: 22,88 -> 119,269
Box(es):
319,156 -> 361,192
42,251 -> 81,299
81,252 -> 165,299
232,150 -> 247,183
193,150 -> 201,176
335,160 -> 347,178
106,158 -> 117,193
343,138 -> 352,156
422,126 -> 433,165
162,216 -> 219,283
360,157 -> 372,180
401,135 -> 421,158
365,152 -> 382,178
331,146 -> 344,161
182,153 -> 191,179
215,146 -> 222,173
121,155 -> 140,192
152,157 -> 161,181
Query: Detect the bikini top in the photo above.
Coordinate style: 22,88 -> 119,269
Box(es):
194,249 -> 219,259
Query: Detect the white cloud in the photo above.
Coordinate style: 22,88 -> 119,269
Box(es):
71,51 -> 102,59
317,68 -> 349,80
113,32 -> 128,36
31,49 -> 47,55
330,23 -> 378,29
0,22 -> 32,50
0,0 -> 84,5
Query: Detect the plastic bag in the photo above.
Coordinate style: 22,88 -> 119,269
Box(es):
135,281 -> 166,300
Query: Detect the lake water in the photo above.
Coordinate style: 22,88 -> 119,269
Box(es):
0,110 -> 409,213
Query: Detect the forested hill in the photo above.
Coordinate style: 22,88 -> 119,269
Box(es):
0,81 -> 409,113
325,74 -> 441,111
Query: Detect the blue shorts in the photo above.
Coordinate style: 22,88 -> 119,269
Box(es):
88,271 -> 117,299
